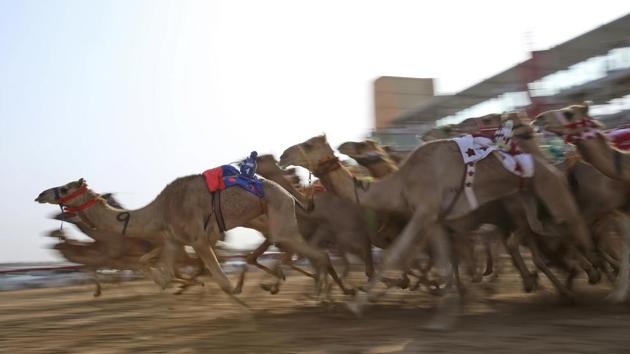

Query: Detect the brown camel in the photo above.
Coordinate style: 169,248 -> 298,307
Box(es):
534,104 -> 630,183
279,134 -> 599,313
35,175 -> 331,306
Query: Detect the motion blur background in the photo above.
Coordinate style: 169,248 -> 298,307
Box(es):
1,0 -> 630,262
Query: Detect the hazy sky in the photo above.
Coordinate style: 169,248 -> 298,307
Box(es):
1,0 -> 629,262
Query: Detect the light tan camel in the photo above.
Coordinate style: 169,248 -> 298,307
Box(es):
48,193 -> 209,296
338,139 -> 548,294
338,139 -> 485,291
279,134 -> 599,313
534,104 -> 630,183
36,175 -> 331,306
256,155 -> 375,279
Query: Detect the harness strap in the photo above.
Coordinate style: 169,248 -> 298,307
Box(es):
463,162 -> 479,209
56,186 -> 89,204
614,148 -> 623,177
439,162 -> 469,220
63,198 -> 99,213
313,157 -> 342,177
212,191 -> 227,233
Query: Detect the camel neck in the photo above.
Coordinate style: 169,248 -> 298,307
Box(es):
316,163 -> 404,212
512,134 -> 546,159
258,170 -> 310,208
356,158 -> 398,179
77,196 -> 163,238
576,135 -> 629,181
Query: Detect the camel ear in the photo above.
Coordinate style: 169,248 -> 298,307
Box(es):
581,101 -> 591,115
78,178 -> 85,185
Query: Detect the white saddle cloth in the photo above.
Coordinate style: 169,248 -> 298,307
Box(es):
453,135 -> 533,177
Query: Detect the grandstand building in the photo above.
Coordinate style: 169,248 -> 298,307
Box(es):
371,13 -> 630,151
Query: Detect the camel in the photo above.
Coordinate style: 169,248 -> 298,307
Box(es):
278,133 -> 599,313
35,174 -> 333,306
338,138 -> 557,294
338,139 -> 487,291
534,104 -> 630,183
339,140 -> 499,271
255,154 -> 376,281
256,154 -> 434,292
48,193 -> 208,296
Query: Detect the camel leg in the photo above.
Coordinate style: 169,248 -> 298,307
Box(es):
505,232 -> 537,292
524,236 -> 575,300
243,239 -> 287,279
91,269 -> 102,298
349,207 -> 439,314
606,213 -> 630,303
191,235 -> 248,309
483,239 -> 494,276
268,210 -> 353,296
138,246 -> 171,288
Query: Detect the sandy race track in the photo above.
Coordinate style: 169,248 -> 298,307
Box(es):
2,266 -> 630,354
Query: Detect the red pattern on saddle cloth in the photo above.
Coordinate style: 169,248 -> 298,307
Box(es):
203,167 -> 226,192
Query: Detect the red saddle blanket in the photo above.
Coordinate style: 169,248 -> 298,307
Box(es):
203,167 -> 226,192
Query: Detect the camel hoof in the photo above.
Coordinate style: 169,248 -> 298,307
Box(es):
343,288 -> 356,296
93,290 -> 101,298
346,292 -> 368,317
400,277 -> 410,290
523,274 -> 538,293
345,302 -> 364,317
270,285 -> 279,295
471,274 -> 483,283
587,269 -> 602,284
260,283 -> 279,294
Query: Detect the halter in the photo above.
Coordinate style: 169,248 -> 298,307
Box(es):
554,112 -> 601,144
54,185 -> 99,213
313,156 -> 342,177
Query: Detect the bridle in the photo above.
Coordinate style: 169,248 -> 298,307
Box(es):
54,185 -> 100,213
552,111 -> 601,144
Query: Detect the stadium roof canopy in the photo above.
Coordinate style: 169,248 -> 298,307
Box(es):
397,13 -> 630,123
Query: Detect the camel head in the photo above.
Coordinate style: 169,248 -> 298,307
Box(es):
501,111 -> 536,139
452,113 -> 502,137
338,140 -> 388,161
279,135 -> 336,173
419,124 -> 460,142
256,153 -> 302,189
35,178 -> 89,205
256,154 -> 284,176
534,103 -> 604,137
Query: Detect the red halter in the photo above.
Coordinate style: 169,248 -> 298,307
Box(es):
55,185 -> 99,213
